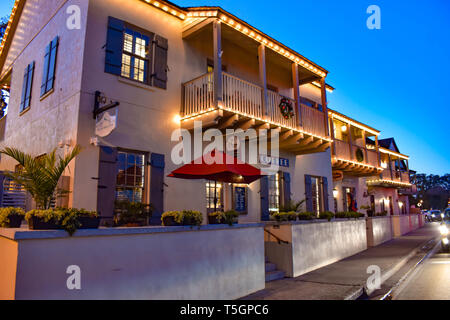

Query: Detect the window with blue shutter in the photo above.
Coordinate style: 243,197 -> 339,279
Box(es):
104,17 -> 168,89
40,36 -> 59,97
20,61 -> 35,113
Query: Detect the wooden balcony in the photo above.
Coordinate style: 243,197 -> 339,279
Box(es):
181,72 -> 331,155
366,169 -> 412,188
331,139 -> 383,176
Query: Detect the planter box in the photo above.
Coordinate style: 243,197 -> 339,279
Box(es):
162,216 -> 180,226
28,216 -> 62,230
77,216 -> 100,229
3,215 -> 24,228
208,215 -> 224,225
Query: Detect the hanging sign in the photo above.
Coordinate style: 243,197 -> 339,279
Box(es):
95,108 -> 117,137
259,155 -> 289,168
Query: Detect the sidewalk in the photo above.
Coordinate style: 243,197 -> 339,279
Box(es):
243,223 -> 440,300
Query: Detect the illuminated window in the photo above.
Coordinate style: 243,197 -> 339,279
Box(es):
116,151 -> 146,203
121,29 -> 149,83
206,181 -> 222,212
268,173 -> 280,212
311,177 -> 324,216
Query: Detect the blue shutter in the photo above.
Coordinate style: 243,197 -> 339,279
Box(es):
150,153 -> 165,225
151,35 -> 168,89
260,175 -> 269,221
96,146 -> 118,221
46,36 -> 59,92
305,175 -> 313,212
322,176 -> 329,212
40,43 -> 50,96
20,62 -> 35,112
283,171 -> 291,207
105,17 -> 124,75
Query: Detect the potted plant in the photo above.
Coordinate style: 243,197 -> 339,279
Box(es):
114,200 -> 152,227
0,207 -> 25,228
223,210 -> 239,226
271,211 -> 297,222
161,211 -> 181,226
179,210 -> 203,226
208,211 -> 225,224
76,209 -> 100,229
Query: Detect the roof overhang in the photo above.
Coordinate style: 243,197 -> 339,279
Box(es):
328,109 -> 380,136
379,147 -> 409,160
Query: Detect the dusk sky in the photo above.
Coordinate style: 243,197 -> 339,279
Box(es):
1,0 -> 449,174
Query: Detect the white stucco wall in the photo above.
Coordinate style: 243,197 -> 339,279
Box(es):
366,216 -> 392,247
0,224 -> 265,300
265,219 -> 367,277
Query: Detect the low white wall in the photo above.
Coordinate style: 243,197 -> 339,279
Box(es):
392,215 -> 412,237
265,219 -> 367,277
410,214 -> 419,231
366,216 -> 392,247
0,224 -> 265,300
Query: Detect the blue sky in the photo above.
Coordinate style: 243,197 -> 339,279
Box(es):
1,0 -> 449,174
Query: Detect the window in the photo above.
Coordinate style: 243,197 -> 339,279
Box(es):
116,151 -> 146,203
121,29 -> 150,83
20,62 -> 35,112
311,177 -> 324,216
268,173 -> 280,213
300,97 -> 323,111
206,181 -> 223,212
41,37 -> 59,97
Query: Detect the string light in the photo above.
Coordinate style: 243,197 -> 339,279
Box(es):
366,179 -> 412,187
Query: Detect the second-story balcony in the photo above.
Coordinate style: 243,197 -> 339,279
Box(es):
180,12 -> 332,155
329,110 -> 383,177
181,71 -> 331,154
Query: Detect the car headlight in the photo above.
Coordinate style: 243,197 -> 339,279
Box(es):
439,225 -> 449,236
443,238 -> 449,245
432,214 -> 436,218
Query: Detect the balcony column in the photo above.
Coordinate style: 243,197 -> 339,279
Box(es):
291,63 -> 301,127
213,20 -> 223,108
388,154 -> 394,180
258,44 -> 269,119
348,124 -> 354,160
329,117 -> 336,156
320,77 -> 330,137
362,130 -> 368,164
375,135 -> 381,167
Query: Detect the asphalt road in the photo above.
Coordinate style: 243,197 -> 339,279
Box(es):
393,246 -> 450,300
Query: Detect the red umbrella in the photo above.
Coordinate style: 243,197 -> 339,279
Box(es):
168,150 -> 264,184
168,150 -> 264,211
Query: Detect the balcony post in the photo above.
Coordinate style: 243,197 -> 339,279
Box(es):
291,63 -> 302,127
362,130 -> 368,165
320,77 -> 330,137
258,44 -> 269,119
329,116 -> 336,156
348,124 -> 354,160
213,20 -> 223,108
388,154 -> 394,180
375,135 -> 381,167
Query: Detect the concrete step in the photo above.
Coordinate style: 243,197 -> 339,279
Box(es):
265,270 -> 285,282
265,262 -> 277,272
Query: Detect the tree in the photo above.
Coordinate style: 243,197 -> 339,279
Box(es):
410,173 -> 450,210
0,15 -> 9,41
0,146 -> 81,209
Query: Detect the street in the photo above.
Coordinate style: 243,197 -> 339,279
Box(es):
393,244 -> 450,300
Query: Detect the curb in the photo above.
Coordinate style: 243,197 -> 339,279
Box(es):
344,235 -> 438,300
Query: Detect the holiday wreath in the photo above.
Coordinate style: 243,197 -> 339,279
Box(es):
279,98 -> 295,120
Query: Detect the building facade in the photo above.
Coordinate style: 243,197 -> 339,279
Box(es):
0,0 -> 414,225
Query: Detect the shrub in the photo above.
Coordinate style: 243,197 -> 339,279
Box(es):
319,211 -> 335,221
335,211 -> 364,219
279,200 -> 306,213
25,208 -> 80,236
114,200 -> 152,225
297,212 -> 315,221
0,207 -> 25,227
271,211 -> 297,222
178,210 -> 203,226
223,210 -> 239,226
375,211 -> 388,217
161,211 -> 181,226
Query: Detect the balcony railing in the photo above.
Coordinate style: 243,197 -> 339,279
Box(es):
333,140 -> 379,168
182,72 -> 328,138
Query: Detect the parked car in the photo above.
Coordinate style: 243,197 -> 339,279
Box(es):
429,210 -> 443,222
439,219 -> 449,252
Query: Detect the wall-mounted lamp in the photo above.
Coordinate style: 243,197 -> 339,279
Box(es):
333,189 -> 339,198
381,162 -> 387,169
341,125 -> 347,133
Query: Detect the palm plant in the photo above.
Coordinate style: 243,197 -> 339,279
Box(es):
0,145 -> 81,209
279,199 -> 306,213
